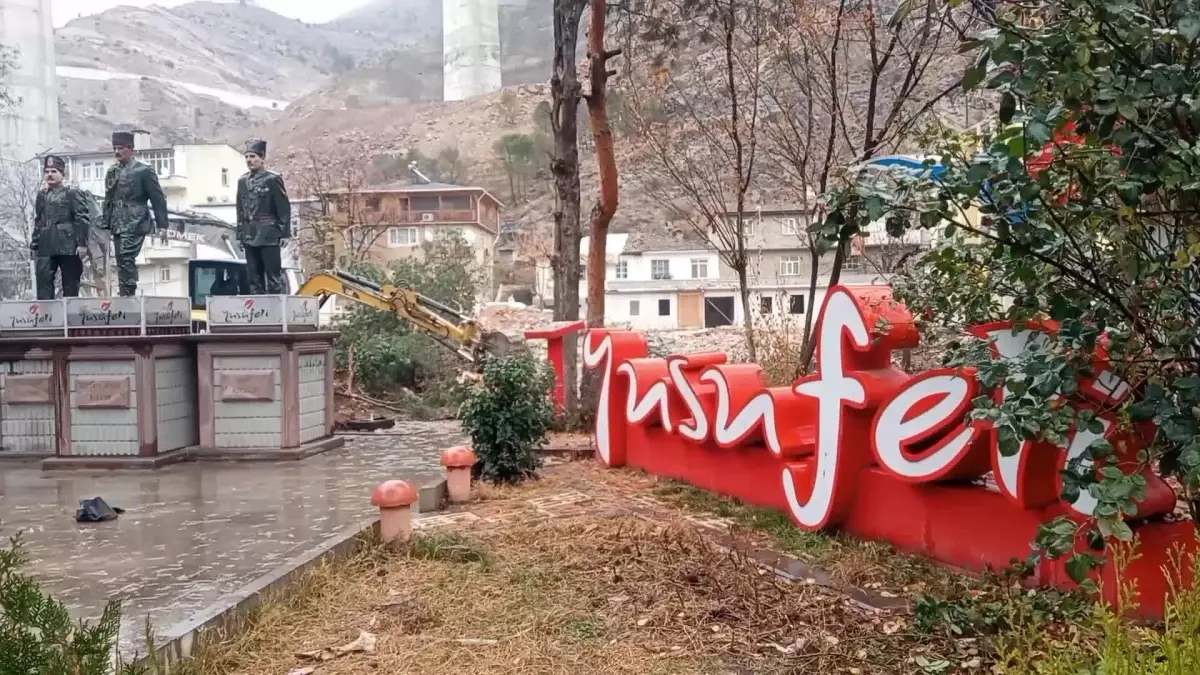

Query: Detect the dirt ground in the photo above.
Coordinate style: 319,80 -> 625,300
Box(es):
177,462 -> 997,675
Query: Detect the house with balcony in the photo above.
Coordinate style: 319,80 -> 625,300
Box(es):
708,203 -> 937,327
321,181 -> 502,272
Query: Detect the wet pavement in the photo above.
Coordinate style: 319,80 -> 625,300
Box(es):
0,422 -> 463,657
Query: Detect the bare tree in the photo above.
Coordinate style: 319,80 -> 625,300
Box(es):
0,159 -> 39,299
551,0 -> 589,415
292,144 -> 393,270
757,0 -> 971,370
622,0 -> 767,360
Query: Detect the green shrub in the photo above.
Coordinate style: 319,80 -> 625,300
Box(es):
0,534 -> 137,674
459,354 -> 555,484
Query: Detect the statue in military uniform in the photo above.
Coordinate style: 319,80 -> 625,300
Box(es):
236,140 -> 291,295
101,130 -> 169,297
31,155 -> 91,300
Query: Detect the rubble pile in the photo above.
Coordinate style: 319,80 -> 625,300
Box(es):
648,327 -> 748,357
477,304 -> 556,333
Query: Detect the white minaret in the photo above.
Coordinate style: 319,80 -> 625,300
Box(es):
443,0 -> 502,101
0,0 -> 59,162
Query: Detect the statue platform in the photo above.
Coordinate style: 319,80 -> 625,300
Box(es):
0,296 -> 343,470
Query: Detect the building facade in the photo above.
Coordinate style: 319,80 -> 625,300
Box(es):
324,181 -> 501,269
580,232 -> 729,331
710,205 -> 936,328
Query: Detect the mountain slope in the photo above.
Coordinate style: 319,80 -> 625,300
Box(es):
52,0 -> 557,150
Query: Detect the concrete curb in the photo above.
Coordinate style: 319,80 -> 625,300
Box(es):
132,475 -> 448,668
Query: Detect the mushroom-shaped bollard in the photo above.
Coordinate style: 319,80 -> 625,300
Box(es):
371,480 -> 418,546
441,446 -> 478,504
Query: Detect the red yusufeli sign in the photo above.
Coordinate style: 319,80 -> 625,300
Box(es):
584,286 -> 1194,618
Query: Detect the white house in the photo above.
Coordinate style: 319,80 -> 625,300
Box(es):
580,231 -> 726,330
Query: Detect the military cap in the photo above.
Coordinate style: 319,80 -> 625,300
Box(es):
43,155 -> 66,172
245,139 -> 267,157
111,130 -> 135,147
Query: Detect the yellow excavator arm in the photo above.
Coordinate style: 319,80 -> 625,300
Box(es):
298,270 -> 523,363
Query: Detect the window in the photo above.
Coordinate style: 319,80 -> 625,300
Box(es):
615,260 -> 628,279
789,294 -> 806,314
221,168 -> 229,187
78,162 -> 91,181
580,265 -> 587,281
690,258 -> 708,279
658,298 -> 671,316
842,255 -> 865,272
140,150 -> 175,177
782,217 -> 799,235
779,255 -> 801,277
629,300 -> 640,316
366,196 -> 382,210
760,296 -> 773,314
388,227 -> 418,246
651,259 -> 670,280
159,266 -> 171,282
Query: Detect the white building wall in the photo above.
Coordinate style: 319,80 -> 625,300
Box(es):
581,249 -> 720,330
0,0 -> 58,162
608,291 -> 680,331
443,0 -> 502,101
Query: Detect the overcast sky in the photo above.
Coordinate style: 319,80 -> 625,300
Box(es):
52,0 -> 372,27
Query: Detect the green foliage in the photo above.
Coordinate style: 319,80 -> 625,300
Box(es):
0,534 -> 137,674
459,354 -> 555,484
493,133 -> 538,204
335,231 -> 483,414
817,0 -> 1200,579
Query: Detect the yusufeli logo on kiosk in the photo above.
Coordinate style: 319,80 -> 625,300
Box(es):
220,297 -> 272,324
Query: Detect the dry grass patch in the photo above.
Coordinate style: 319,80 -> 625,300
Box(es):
651,480 -> 979,600
181,514 -> 969,675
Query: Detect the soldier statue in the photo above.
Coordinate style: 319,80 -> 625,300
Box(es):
32,155 -> 92,300
101,130 -> 169,297
236,139 -> 291,294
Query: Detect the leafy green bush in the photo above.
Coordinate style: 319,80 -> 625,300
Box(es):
459,354 -> 555,484
0,534 -> 137,674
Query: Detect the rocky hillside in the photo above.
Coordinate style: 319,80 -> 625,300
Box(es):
53,0 -> 555,150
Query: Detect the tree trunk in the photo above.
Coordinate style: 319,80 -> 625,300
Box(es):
579,0 -> 621,419
551,0 -> 588,417
796,243 -> 822,377
798,228 -> 849,371
585,0 -> 619,331
737,263 -> 756,361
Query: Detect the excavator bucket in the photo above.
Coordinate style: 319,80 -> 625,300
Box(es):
476,330 -> 530,362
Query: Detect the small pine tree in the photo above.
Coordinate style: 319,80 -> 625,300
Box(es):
460,355 -> 555,484
0,534 -> 128,675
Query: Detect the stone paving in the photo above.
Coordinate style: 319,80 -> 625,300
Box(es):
0,422 -> 463,656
